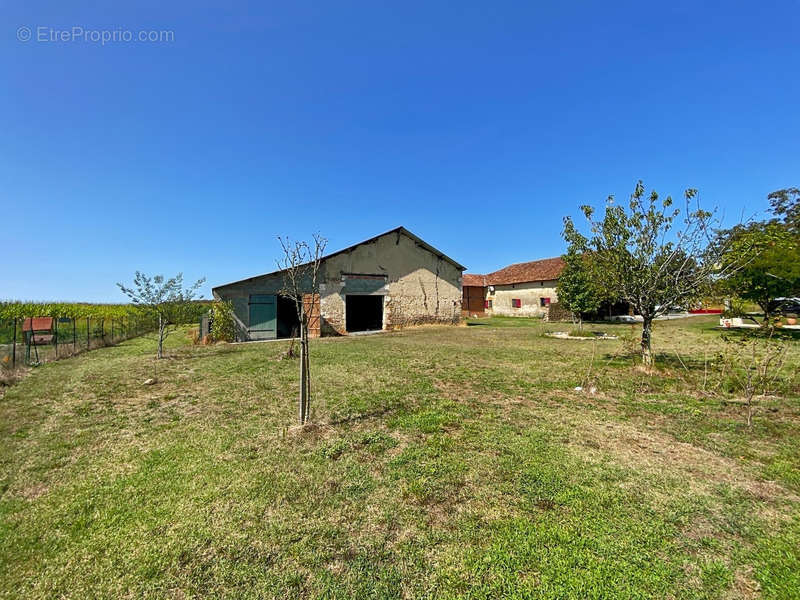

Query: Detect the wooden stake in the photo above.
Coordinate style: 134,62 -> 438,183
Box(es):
299,317 -> 308,424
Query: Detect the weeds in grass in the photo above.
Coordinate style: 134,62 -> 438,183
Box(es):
719,332 -> 791,428
0,317 -> 798,598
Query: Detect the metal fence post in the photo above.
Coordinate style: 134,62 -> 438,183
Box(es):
72,317 -> 76,353
30,318 -> 39,365
55,316 -> 58,359
11,318 -> 16,369
86,317 -> 90,350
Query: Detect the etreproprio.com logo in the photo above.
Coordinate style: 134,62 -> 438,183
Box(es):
17,26 -> 174,45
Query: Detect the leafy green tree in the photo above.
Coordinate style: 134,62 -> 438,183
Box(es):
557,223 -> 604,330
564,181 -> 738,366
768,187 -> 800,234
117,272 -> 205,359
718,189 -> 800,321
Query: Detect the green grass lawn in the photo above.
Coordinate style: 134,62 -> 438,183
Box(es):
1,317 -> 799,599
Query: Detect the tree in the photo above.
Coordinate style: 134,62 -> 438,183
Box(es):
768,187 -> 800,234
564,181 -> 741,366
717,188 -> 800,322
557,225 -> 604,329
721,330 -> 789,428
277,234 -> 327,425
117,272 -> 205,359
718,222 -> 800,322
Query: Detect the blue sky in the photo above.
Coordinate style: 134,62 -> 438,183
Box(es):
3,1 -> 799,302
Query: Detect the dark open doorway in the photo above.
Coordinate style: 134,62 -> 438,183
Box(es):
346,295 -> 383,333
277,295 -> 301,338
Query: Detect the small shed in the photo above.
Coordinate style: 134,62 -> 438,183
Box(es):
22,317 -> 55,345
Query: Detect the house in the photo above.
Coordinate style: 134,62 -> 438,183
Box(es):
462,257 -> 565,318
213,227 -> 465,340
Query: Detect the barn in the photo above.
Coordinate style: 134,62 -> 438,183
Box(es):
212,227 -> 465,341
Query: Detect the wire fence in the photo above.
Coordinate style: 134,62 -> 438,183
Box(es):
0,314 -> 157,370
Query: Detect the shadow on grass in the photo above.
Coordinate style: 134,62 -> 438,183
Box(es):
601,352 -> 708,371
327,405 -> 397,426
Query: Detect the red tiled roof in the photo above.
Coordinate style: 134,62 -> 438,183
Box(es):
462,273 -> 487,287
487,257 -> 565,286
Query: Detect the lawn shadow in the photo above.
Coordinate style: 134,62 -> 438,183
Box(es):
327,405 -> 397,426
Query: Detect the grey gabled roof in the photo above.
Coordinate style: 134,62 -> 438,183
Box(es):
212,226 -> 466,291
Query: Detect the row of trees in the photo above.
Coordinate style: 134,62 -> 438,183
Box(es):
557,182 -> 799,366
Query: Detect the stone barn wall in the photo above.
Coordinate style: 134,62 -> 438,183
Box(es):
489,279 -> 559,318
214,228 -> 462,339
318,230 -> 462,334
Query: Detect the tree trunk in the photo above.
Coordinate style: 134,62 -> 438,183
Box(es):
641,317 -> 653,367
304,323 -> 311,421
298,315 -> 308,424
157,315 -> 164,359
578,316 -> 583,332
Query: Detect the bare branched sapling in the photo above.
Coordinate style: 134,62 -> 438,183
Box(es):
721,331 -> 788,428
277,234 -> 328,425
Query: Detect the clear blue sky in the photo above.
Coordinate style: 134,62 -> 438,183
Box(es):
3,1 -> 799,302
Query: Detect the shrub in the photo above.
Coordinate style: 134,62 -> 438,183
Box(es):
210,301 -> 235,342
722,297 -> 748,319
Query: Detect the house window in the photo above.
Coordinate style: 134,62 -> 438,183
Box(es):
540,297 -> 551,307
512,299 -> 521,308
487,299 -> 493,309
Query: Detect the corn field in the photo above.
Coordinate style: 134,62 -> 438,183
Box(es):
0,301 -> 208,370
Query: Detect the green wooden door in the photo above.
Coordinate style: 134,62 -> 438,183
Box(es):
249,295 -> 277,339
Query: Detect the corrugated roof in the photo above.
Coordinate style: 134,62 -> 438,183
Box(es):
462,274 -> 487,287
487,257 -> 565,286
